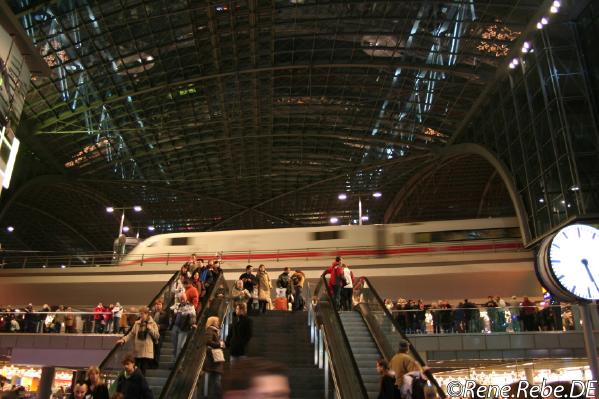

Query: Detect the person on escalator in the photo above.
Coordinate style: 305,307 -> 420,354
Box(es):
114,353 -> 154,399
226,303 -> 253,364
323,257 -> 345,311
116,307 -> 159,376
170,292 -> 197,359
376,359 -> 399,399
389,340 -> 423,398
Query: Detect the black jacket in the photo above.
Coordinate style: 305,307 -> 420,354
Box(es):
116,368 -> 154,399
226,315 -> 253,356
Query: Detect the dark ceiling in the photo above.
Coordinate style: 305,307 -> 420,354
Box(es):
0,0 -> 542,252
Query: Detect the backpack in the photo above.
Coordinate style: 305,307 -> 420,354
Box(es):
411,375 -> 427,399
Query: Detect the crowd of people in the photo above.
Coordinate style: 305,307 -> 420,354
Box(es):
383,295 -> 576,334
0,303 -> 139,334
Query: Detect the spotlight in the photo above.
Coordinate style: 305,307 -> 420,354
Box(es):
133,206 -> 142,212
106,207 -> 114,213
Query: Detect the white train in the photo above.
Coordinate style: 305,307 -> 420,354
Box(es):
120,217 -> 522,266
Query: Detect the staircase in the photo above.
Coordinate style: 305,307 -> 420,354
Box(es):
339,311 -> 381,399
145,329 -> 176,398
246,311 -> 325,399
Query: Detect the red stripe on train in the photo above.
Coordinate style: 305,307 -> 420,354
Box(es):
119,241 -> 523,266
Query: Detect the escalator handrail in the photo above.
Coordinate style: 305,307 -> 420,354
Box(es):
99,269 -> 181,370
314,275 -> 369,399
159,272 -> 230,399
362,277 -> 446,399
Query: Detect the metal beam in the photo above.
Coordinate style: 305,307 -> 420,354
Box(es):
37,62 -> 486,129
208,152 -> 434,230
13,202 -> 99,251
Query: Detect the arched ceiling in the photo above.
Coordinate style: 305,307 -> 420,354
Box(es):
1,0 -> 544,251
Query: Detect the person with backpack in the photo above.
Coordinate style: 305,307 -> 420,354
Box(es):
389,340 -> 424,398
323,257 -> 346,311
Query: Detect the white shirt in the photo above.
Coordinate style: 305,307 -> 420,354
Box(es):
343,267 -> 353,288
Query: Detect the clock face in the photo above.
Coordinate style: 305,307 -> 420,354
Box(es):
548,224 -> 599,301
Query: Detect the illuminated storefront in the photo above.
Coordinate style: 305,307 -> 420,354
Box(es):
0,364 -> 73,394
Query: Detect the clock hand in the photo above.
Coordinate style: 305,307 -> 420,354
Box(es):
582,259 -> 599,293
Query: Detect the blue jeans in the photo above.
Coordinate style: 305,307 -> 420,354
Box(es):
172,325 -> 189,358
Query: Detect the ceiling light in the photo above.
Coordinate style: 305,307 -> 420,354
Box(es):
106,207 -> 114,213
372,192 -> 382,198
133,205 -> 142,212
537,22 -> 543,29
541,17 -> 549,25
60,265 -> 66,269
509,63 -> 516,69
338,193 -> 347,200
148,226 -> 155,231
330,217 -> 339,224
570,185 -> 580,191
122,226 -> 130,233
361,215 -> 369,221
6,226 -> 14,232
550,5 -> 558,13
523,42 -> 531,49
512,58 -> 519,65
539,198 -> 545,203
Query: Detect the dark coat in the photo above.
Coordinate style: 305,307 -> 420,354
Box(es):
87,382 -> 109,399
226,315 -> 252,356
203,325 -> 224,374
115,368 -> 154,399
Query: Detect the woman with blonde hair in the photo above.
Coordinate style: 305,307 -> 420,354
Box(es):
257,264 -> 272,313
117,306 -> 159,376
85,366 -> 109,399
203,316 -> 224,398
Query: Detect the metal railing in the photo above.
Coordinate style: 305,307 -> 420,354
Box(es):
382,303 -> 596,334
0,238 -> 524,269
0,309 -> 140,334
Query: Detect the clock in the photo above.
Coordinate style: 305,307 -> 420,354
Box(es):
536,223 -> 599,302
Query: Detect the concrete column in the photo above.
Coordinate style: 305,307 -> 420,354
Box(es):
524,366 -> 534,384
36,366 -> 55,399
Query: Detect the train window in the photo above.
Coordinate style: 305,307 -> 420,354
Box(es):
170,237 -> 189,246
414,228 -> 521,243
312,231 -> 344,240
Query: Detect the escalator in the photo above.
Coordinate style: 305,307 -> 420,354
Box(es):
98,270 -> 230,399
311,276 -> 446,399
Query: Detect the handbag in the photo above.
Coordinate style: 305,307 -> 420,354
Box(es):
211,347 -> 225,363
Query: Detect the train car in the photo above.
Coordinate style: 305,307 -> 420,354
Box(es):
120,217 -> 522,267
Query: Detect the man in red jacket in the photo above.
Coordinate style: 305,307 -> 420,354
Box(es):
323,257 -> 345,310
184,278 -> 200,311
